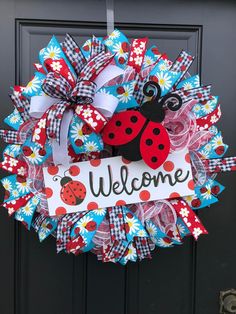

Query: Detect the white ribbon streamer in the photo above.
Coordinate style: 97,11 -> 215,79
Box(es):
30,95 -> 59,118
94,65 -> 123,90
93,93 -> 118,118
52,109 -> 74,165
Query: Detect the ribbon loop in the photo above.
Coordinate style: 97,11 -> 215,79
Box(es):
42,72 -> 72,100
46,100 -> 71,141
80,51 -> 114,80
71,80 -> 96,103
74,103 -> 107,133
61,34 -> 87,76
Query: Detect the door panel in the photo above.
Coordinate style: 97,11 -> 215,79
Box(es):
0,1 -> 235,314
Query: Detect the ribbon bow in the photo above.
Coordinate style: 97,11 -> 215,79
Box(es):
44,72 -> 97,104
32,52 -> 114,146
30,50 -> 123,164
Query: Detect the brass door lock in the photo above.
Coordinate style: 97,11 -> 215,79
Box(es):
220,289 -> 236,313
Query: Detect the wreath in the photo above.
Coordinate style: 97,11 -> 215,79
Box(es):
0,29 -> 235,264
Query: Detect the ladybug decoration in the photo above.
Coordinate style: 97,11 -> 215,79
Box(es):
75,124 -> 93,147
215,146 -> 225,156
53,170 -> 87,206
85,220 -> 97,231
74,221 -> 97,233
191,198 -> 201,208
23,146 -> 47,157
118,42 -> 130,65
102,81 -> 183,169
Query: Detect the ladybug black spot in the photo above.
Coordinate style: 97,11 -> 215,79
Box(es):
153,128 -> 160,135
109,133 -> 115,139
130,116 -> 138,123
158,144 -> 164,150
151,156 -> 158,162
116,120 -> 122,126
146,139 -> 153,146
125,128 -> 132,135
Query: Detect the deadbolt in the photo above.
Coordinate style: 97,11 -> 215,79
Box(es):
220,289 -> 236,314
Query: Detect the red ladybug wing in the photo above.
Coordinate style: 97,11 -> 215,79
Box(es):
102,111 -> 146,146
68,181 -> 86,198
60,185 -> 77,205
60,181 -> 86,206
140,121 -> 170,169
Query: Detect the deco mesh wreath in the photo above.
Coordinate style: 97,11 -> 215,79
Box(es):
0,29 -> 235,264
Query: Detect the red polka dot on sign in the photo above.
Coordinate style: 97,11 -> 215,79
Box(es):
116,200 -> 126,206
122,157 -> 131,164
44,187 -> 53,199
90,159 -> 101,167
69,165 -> 80,176
185,153 -> 191,163
188,179 -> 195,190
55,207 -> 67,215
169,192 -> 180,199
163,161 -> 174,172
139,190 -> 150,201
47,165 -> 59,175
87,202 -> 98,210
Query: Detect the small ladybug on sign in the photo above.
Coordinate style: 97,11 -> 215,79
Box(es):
102,81 -> 183,169
53,170 -> 86,206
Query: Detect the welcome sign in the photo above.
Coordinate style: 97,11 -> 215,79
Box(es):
43,149 -> 195,216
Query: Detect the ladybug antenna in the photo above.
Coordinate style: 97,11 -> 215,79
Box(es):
161,93 -> 182,112
53,175 -> 62,182
64,169 -> 70,177
143,81 -> 161,100
140,81 -> 165,123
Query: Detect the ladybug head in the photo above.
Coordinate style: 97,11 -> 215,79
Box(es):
53,173 -> 72,186
140,81 -> 182,123
60,176 -> 72,186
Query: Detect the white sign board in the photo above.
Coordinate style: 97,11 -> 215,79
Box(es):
43,149 -> 194,216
